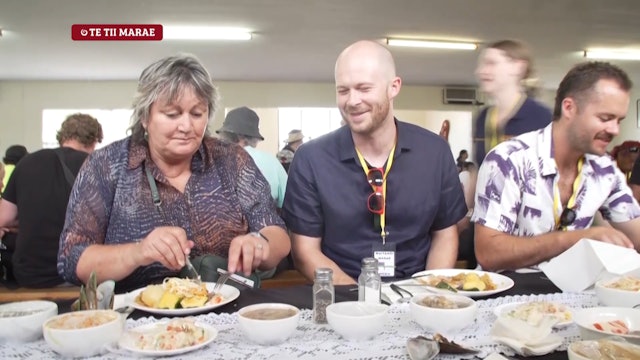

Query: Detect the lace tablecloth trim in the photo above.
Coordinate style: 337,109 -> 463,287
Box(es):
0,292 -> 598,359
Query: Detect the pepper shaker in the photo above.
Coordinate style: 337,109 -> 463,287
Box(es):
313,268 -> 334,324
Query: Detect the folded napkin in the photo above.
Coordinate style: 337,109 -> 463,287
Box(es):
491,315 -> 562,356
113,294 -> 128,309
539,239 -> 640,292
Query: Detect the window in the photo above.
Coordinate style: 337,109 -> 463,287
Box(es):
278,108 -> 343,144
42,109 -> 133,149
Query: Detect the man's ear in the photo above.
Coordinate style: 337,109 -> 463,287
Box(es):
388,76 -> 402,99
561,97 -> 578,120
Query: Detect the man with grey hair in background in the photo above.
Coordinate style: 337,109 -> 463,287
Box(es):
217,106 -> 288,209
0,113 -> 103,287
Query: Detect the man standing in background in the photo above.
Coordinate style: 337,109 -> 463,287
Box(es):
0,113 -> 103,287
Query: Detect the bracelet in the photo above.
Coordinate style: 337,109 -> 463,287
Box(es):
250,231 -> 270,243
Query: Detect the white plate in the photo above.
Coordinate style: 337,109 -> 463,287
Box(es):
118,321 -> 217,356
408,269 -> 515,297
493,301 -> 573,328
127,283 -> 240,315
573,307 -> 640,344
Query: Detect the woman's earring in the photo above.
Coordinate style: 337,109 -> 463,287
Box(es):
143,129 -> 148,141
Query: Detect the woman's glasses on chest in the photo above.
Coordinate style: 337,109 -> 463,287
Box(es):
557,207 -> 576,231
367,168 -> 384,215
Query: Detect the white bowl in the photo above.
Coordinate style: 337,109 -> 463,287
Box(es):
43,310 -> 124,357
237,303 -> 300,345
326,301 -> 388,341
410,293 -> 477,333
573,307 -> 640,345
0,300 -> 58,342
568,339 -> 640,359
567,342 -> 591,360
595,277 -> 640,308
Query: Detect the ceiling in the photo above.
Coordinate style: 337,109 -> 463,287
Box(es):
1,0 -> 640,88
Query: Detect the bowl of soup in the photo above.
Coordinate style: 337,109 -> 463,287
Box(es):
43,309 -> 124,357
568,339 -> 640,359
326,301 -> 389,341
0,300 -> 58,342
237,303 -> 300,345
595,276 -> 640,308
410,293 -> 477,333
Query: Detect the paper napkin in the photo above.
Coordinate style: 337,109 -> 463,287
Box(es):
539,239 -> 640,293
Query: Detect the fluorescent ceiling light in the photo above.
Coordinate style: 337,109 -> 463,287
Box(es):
386,38 -> 477,50
163,26 -> 252,40
584,49 -> 640,61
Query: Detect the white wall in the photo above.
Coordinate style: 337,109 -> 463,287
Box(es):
0,81 -> 482,155
1,80 -> 637,156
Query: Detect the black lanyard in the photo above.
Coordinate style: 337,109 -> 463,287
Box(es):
145,166 -> 170,225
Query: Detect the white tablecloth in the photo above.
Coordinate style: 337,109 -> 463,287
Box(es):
0,292 -> 598,359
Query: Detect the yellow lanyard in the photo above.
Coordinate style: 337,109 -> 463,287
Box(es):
355,144 -> 396,244
553,157 -> 584,229
485,95 -> 526,153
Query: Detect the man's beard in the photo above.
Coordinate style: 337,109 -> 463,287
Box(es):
343,100 -> 390,136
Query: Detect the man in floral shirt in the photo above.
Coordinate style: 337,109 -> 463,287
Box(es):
473,62 -> 640,271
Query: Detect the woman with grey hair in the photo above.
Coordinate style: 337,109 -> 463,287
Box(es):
58,54 -> 290,292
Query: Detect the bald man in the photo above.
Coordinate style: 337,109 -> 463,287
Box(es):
282,40 -> 467,284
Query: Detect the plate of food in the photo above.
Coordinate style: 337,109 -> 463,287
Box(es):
118,318 -> 217,356
409,269 -> 514,297
127,277 -> 240,315
493,301 -> 573,328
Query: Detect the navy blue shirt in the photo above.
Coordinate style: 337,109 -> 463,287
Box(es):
282,120 -> 467,279
473,97 -> 552,165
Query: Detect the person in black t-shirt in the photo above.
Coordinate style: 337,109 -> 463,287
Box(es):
0,113 -> 103,287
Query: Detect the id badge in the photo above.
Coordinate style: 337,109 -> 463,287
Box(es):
372,242 -> 396,277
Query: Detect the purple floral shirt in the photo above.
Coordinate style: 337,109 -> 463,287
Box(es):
472,123 -> 640,235
58,136 -> 284,291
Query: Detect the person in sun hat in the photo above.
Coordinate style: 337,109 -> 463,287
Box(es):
277,129 -> 304,173
217,106 -> 288,208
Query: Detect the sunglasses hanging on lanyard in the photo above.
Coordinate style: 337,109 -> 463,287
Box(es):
355,141 -> 396,277
554,157 -> 583,231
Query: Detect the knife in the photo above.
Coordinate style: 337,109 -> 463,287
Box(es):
216,268 -> 255,288
392,283 -> 458,293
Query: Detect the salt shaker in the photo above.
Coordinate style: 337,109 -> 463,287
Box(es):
313,267 -> 334,324
358,257 -> 381,303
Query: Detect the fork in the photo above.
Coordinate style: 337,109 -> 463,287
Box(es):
213,271 -> 231,294
183,257 -> 202,284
